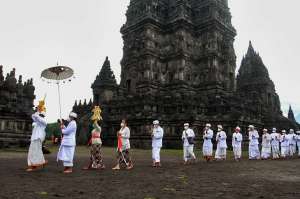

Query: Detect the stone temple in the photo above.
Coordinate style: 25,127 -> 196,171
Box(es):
73,0 -> 299,148
0,66 -> 35,148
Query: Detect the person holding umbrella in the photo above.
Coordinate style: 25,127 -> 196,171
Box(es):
57,112 -> 78,174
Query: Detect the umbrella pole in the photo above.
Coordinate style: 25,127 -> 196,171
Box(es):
57,82 -> 62,120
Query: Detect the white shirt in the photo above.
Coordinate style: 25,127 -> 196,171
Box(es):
152,126 -> 164,148
249,130 -> 259,146
270,132 -> 280,146
288,133 -> 297,145
280,134 -> 289,147
182,128 -> 195,147
120,126 -> 130,150
61,120 -> 77,146
216,131 -> 227,148
31,112 -> 47,141
262,133 -> 271,148
232,132 -> 243,148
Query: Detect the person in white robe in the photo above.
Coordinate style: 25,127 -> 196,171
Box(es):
270,128 -> 280,159
215,125 -> 227,160
27,112 -> 47,172
151,120 -> 164,167
182,123 -> 196,164
261,129 -> 271,160
203,123 -> 214,162
232,127 -> 243,161
288,129 -> 297,157
248,125 -> 260,160
57,112 -> 77,174
280,130 -> 289,159
296,131 -> 300,157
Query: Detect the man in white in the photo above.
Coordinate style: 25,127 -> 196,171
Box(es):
296,131 -> 300,157
215,125 -> 227,160
280,130 -> 289,159
248,125 -> 260,160
203,123 -> 214,162
151,120 -> 164,167
232,126 -> 243,161
261,129 -> 272,160
27,111 -> 47,172
270,128 -> 280,159
57,112 -> 77,174
288,129 -> 297,157
182,123 -> 196,164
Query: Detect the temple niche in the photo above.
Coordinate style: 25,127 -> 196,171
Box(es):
0,66 -> 35,148
74,0 -> 299,148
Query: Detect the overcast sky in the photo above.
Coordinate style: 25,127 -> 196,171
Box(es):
0,0 -> 299,122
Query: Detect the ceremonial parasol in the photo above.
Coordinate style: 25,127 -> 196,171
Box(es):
41,65 -> 75,119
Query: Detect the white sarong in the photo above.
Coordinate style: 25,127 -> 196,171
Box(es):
57,145 -> 75,167
27,139 -> 45,166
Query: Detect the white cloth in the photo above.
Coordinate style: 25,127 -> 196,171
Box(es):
232,132 -> 243,159
152,126 -> 164,148
203,129 -> 213,156
61,120 -> 77,146
31,112 -> 47,141
120,126 -> 130,150
183,146 -> 196,162
288,133 -> 297,156
57,120 -> 77,166
271,132 -> 280,159
152,147 -> 161,162
57,145 -> 75,167
182,128 -> 195,147
261,133 -> 271,159
297,135 -> 300,156
182,128 -> 196,161
215,131 -> 227,159
280,134 -> 289,158
248,130 -> 260,159
152,126 -> 163,163
27,139 -> 45,166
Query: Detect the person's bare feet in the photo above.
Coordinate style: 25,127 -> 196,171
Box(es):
63,168 -> 73,174
112,165 -> 120,170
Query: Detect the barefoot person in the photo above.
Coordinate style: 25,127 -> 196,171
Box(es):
203,123 -> 213,162
248,125 -> 260,160
261,129 -> 271,160
296,131 -> 300,158
57,112 -> 78,174
112,119 -> 133,170
83,106 -> 105,170
215,125 -> 227,161
232,127 -> 243,161
182,123 -> 196,165
271,128 -> 280,159
151,120 -> 164,167
27,111 -> 47,172
280,130 -> 289,159
288,129 -> 297,157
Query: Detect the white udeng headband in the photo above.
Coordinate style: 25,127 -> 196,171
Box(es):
153,120 -> 159,125
69,112 -> 77,119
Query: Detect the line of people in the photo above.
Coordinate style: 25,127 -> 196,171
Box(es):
182,123 -> 300,164
26,110 -> 300,173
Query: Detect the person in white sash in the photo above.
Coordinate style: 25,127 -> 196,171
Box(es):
270,128 -> 280,159
280,130 -> 289,159
261,129 -> 272,160
57,112 -> 77,174
288,129 -> 297,157
232,126 -> 243,161
182,123 -> 196,165
151,120 -> 164,167
215,125 -> 227,160
27,111 -> 47,172
203,123 -> 214,162
248,125 -> 260,160
296,131 -> 300,157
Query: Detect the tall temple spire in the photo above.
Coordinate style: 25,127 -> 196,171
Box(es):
246,41 -> 256,57
92,56 -> 117,89
288,105 -> 296,122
